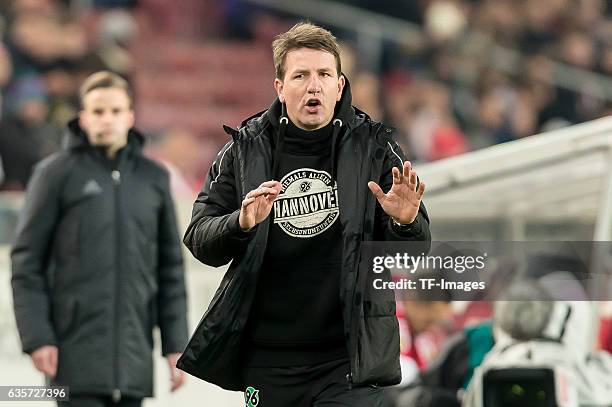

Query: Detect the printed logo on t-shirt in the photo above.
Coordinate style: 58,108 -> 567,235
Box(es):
273,168 -> 339,238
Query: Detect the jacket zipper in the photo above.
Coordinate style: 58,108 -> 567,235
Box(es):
346,267 -> 358,390
345,131 -> 380,390
111,169 -> 122,403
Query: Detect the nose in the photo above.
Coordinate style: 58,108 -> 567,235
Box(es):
102,110 -> 115,120
306,76 -> 322,95
99,111 -> 114,126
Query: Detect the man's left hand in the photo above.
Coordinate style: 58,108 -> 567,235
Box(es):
368,161 -> 426,225
166,353 -> 186,392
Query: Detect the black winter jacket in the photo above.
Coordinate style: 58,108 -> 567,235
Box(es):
11,119 -> 188,398
178,82 -> 431,390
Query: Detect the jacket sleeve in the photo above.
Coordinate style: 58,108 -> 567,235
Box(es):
374,138 -> 431,251
183,141 -> 255,267
157,171 -> 189,355
11,159 -> 62,353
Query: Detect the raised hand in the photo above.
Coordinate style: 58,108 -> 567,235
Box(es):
239,180 -> 282,231
367,161 -> 426,225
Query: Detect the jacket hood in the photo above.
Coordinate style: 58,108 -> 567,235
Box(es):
65,117 -> 145,152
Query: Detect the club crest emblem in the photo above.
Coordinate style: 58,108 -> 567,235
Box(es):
273,169 -> 339,238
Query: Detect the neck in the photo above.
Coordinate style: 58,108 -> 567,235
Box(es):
105,144 -> 123,159
287,115 -> 333,131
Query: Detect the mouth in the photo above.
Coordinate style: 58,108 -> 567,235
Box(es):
305,98 -> 322,113
96,130 -> 114,139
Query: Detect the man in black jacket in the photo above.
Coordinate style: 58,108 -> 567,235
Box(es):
11,71 -> 189,407
179,22 -> 430,407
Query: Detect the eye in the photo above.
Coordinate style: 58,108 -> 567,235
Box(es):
294,74 -> 304,79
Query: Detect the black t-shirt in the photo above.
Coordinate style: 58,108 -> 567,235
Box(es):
244,120 -> 348,367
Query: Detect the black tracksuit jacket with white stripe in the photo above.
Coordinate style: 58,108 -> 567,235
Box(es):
179,80 -> 431,390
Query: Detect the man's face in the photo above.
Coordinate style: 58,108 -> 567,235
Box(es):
79,87 -> 134,150
274,48 -> 345,130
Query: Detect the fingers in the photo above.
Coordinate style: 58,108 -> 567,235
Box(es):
259,180 -> 281,190
166,353 -> 185,392
243,182 -> 281,210
409,172 -> 418,191
368,181 -> 385,202
31,346 -> 57,378
397,161 -> 419,192
259,180 -> 282,197
242,185 -> 279,209
32,353 -> 46,374
48,347 -> 58,378
241,196 -> 255,208
417,180 -> 426,198
246,186 -> 279,199
240,183 -> 279,231
392,166 -> 401,185
402,161 -> 412,178
170,370 -> 186,392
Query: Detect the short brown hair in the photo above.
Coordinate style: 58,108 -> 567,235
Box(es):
272,22 -> 342,80
79,71 -> 133,108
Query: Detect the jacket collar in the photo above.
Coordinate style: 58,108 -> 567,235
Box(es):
64,117 -> 145,153
230,75 -> 368,140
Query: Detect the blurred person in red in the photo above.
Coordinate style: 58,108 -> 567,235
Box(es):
407,79 -> 468,161
600,302 -> 612,354
147,127 -> 213,201
396,285 -> 453,386
179,21 -> 430,407
11,71 -> 188,407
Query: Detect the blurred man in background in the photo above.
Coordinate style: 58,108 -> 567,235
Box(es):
179,22 -> 430,407
11,71 -> 188,407
0,74 -> 62,190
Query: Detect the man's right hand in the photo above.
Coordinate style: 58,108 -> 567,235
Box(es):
239,180 -> 282,231
30,345 -> 58,378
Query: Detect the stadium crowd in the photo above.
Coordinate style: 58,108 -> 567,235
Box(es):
1,0 -> 611,192
1,1 -> 612,405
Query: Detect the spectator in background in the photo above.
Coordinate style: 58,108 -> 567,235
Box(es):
406,79 -> 468,161
11,71 -> 188,407
397,295 -> 453,386
351,71 -> 383,121
0,41 -> 11,89
147,127 -> 215,201
0,75 -> 61,190
43,64 -> 81,128
6,0 -> 59,16
6,11 -> 87,80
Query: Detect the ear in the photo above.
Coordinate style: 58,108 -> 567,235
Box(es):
127,110 -> 135,128
274,78 -> 285,103
337,75 -> 346,101
78,110 -> 87,129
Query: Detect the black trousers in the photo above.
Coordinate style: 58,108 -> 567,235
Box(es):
242,358 -> 386,407
57,395 -> 142,407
